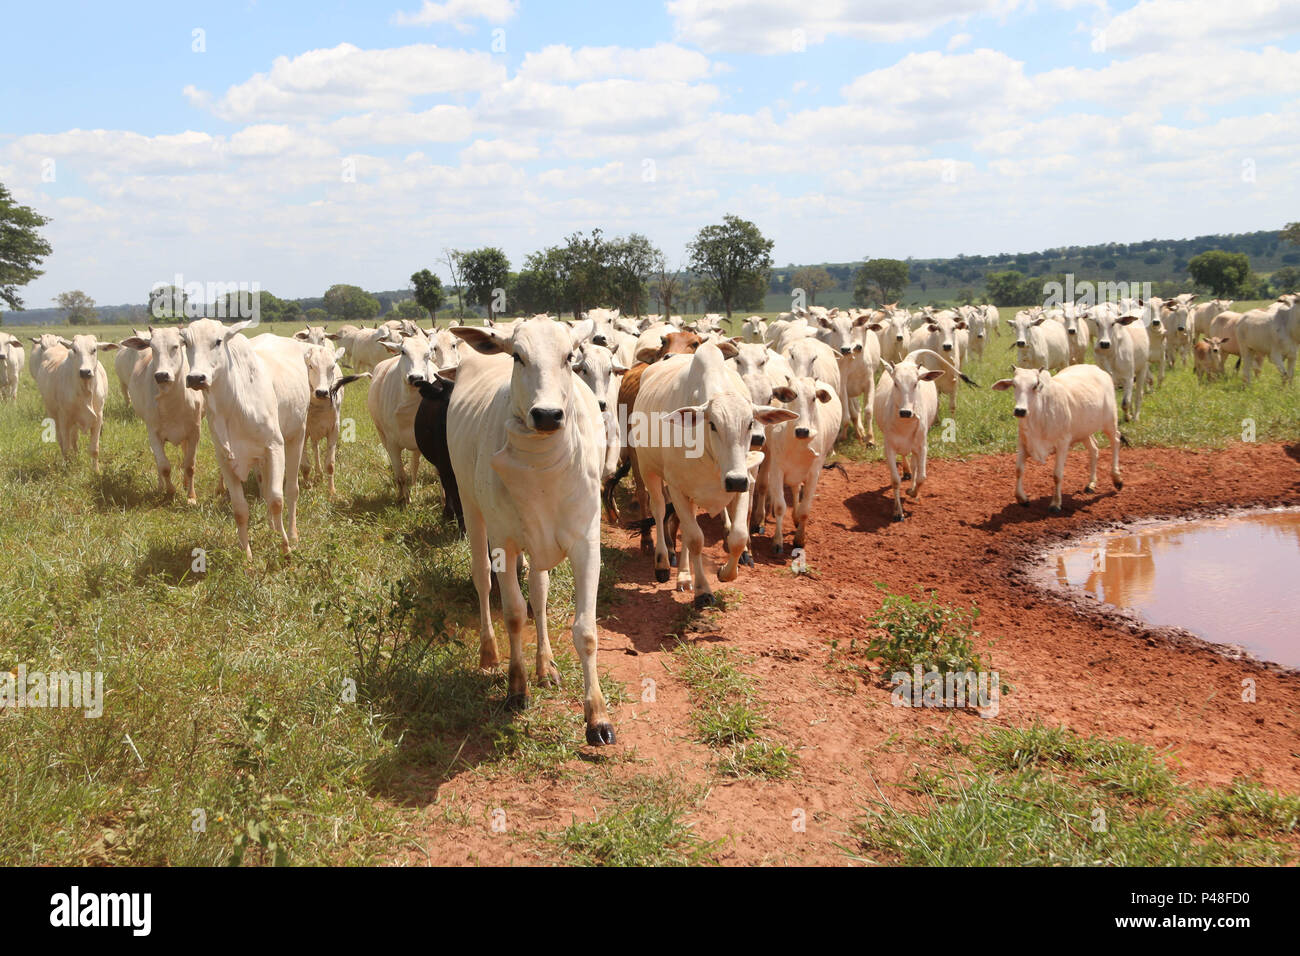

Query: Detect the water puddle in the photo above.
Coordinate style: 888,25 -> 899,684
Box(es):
1049,508 -> 1300,669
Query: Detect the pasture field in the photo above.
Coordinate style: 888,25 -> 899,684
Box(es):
1,310 -> 1298,866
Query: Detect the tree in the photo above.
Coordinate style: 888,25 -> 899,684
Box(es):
1187,250 -> 1251,297
606,233 -> 660,316
440,248 -> 466,315
686,215 -> 774,320
983,271 -> 1028,307
1270,265 -> 1300,294
55,290 -> 98,325
559,230 -> 612,318
148,284 -> 188,321
853,258 -> 910,305
1282,222 -> 1300,246
392,298 -> 427,321
0,183 -> 52,310
305,307 -> 329,324
791,266 -> 835,306
459,247 -> 511,321
281,300 -> 302,325
410,268 -> 445,320
650,255 -> 682,317
323,284 -> 379,322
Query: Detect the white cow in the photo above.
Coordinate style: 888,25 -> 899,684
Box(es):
0,333 -> 24,400
113,337 -> 137,404
635,343 -> 795,605
1236,295 -> 1300,385
446,316 -> 615,746
730,343 -> 795,535
872,349 -> 968,521
339,325 -> 397,373
572,341 -> 627,481
867,309 -> 913,366
740,316 -> 768,344
367,331 -> 439,503
992,365 -> 1124,513
1191,299 -> 1234,338
765,375 -> 842,557
1060,304 -> 1092,365
815,309 -> 880,442
184,318 -> 309,558
911,310 -> 968,412
120,327 -> 205,502
1009,312 -> 1070,373
33,334 -> 117,471
1090,310 -> 1150,422
292,325 -> 332,346
300,344 -> 368,495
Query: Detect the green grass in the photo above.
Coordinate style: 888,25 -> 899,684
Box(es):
547,774 -> 720,866
671,641 -> 796,779
851,724 -> 1300,866
0,352 -> 625,865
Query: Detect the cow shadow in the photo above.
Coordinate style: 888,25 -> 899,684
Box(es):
977,488 -> 1121,532
842,484 -> 911,533
132,542 -> 203,586
90,467 -> 156,511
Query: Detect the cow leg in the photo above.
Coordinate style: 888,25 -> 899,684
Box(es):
300,439 -> 313,483
408,447 -> 421,492
88,413 -> 103,474
1108,425 -> 1123,490
181,433 -> 198,504
1083,435 -> 1099,493
147,430 -> 174,497
668,488 -> 709,603
465,505 -> 498,669
1120,376 -> 1133,422
497,548 -> 529,710
769,467 -> 788,554
1132,363 -> 1145,420
568,529 -> 614,745
1014,441 -> 1029,507
324,429 -> 338,496
644,469 -> 672,583
885,447 -> 905,521
382,437 -> 408,502
529,566 -> 560,687
263,443 -> 290,555
223,462 -> 253,560
793,471 -> 820,551
720,491 -> 749,581
862,377 -> 876,446
1050,443 -> 1068,513
283,432 -> 304,546
750,455 -> 771,536
909,441 -> 928,500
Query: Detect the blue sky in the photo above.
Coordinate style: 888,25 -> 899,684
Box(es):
2,0 -> 1298,306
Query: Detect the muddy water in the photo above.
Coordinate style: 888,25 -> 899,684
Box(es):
1052,509 -> 1300,668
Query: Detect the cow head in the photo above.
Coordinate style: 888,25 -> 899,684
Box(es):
123,326 -> 188,388
183,318 -> 259,390
57,334 -> 117,382
771,376 -> 835,441
881,358 -> 943,419
1093,311 -> 1141,351
452,316 -> 593,434
992,366 -> 1050,417
380,329 -> 437,390
293,325 -> 330,345
572,342 -> 627,413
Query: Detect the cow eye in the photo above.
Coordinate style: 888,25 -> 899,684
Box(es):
513,353 -> 524,366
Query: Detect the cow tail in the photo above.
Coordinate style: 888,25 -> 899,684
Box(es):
601,456 -> 631,519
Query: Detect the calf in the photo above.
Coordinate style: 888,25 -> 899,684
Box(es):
1060,305 -> 1091,365
911,310 -> 968,412
33,334 -> 118,471
1193,336 -> 1227,383
872,349 -> 971,520
815,308 -> 880,442
572,342 -> 627,481
447,316 -> 614,745
740,316 -> 767,343
765,375 -> 842,557
0,333 -> 24,401
367,330 -> 438,503
300,344 -> 368,495
120,327 -> 205,502
635,343 -> 795,605
414,375 -> 465,533
992,365 -> 1124,513
730,343 -> 795,535
113,338 -> 137,404
184,318 -> 309,558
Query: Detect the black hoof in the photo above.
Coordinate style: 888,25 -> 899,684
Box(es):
901,472 -> 912,481
668,553 -> 678,567
654,568 -> 670,583
586,723 -> 616,746
693,593 -> 715,610
505,692 -> 529,712
771,542 -> 784,555
893,513 -> 905,522
1018,500 -> 1030,508
739,551 -> 754,567
749,525 -> 762,536
1048,504 -> 1062,514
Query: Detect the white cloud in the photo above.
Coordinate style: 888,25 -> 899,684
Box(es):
1097,0 -> 1294,52
391,0 -> 518,29
516,43 -> 716,83
184,43 -> 504,122
667,0 -> 1021,53
946,32 -> 972,51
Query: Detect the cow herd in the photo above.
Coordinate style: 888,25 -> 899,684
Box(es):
1,291 -> 1296,743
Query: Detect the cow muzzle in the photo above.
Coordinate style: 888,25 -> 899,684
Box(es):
1014,408 -> 1027,418
315,388 -> 330,400
79,368 -> 93,379
794,426 -> 811,439
942,343 -> 952,351
1067,328 -> 1076,335
839,347 -> 852,355
724,474 -> 748,493
186,373 -> 208,390
898,408 -> 913,419
154,371 -> 173,384
1098,341 -> 1111,350
407,374 -> 426,387
530,406 -> 564,431
597,400 -> 607,412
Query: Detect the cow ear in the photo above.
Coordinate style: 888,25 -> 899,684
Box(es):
662,404 -> 706,428
434,365 -> 458,383
98,342 -> 120,351
294,330 -> 309,340
57,337 -> 74,348
955,320 -> 967,329
920,368 -> 945,382
612,359 -> 629,375
1117,314 -> 1140,325
451,326 -> 512,356
716,338 -> 740,359
325,331 -> 340,340
771,385 -> 797,403
569,318 -> 595,349
122,336 -> 151,351
754,405 -> 799,426
990,378 -> 1014,391
334,346 -> 346,362
634,345 -> 660,365
380,339 -> 403,354
815,387 -> 834,403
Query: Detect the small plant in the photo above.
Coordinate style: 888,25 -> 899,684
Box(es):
866,586 -> 1003,687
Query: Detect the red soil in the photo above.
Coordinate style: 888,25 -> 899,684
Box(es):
395,440 -> 1300,865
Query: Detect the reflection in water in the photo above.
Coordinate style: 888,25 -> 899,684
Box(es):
1054,509 -> 1300,669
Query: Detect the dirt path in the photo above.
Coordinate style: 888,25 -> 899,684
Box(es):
394,441 -> 1300,865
